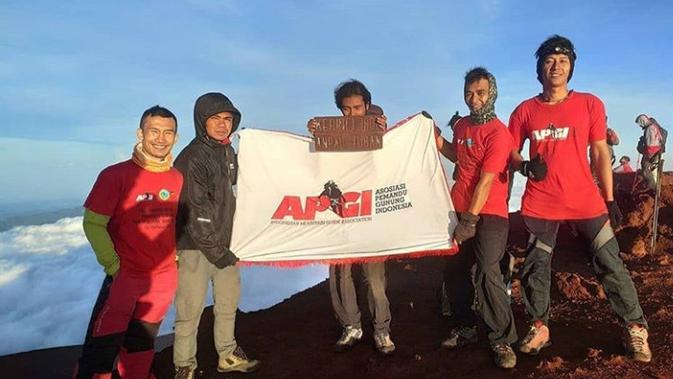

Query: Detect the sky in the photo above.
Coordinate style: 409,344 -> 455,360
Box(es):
0,0 -> 672,355
1,0 -> 672,211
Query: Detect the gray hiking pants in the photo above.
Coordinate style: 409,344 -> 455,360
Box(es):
173,250 -> 240,370
329,262 -> 391,333
641,159 -> 659,190
521,215 -> 647,328
444,214 -> 517,346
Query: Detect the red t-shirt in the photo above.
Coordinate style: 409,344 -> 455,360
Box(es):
508,91 -> 607,220
84,160 -> 183,274
451,117 -> 512,218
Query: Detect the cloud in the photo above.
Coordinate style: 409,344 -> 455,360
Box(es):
0,217 -> 88,255
0,217 -> 328,356
0,260 -> 27,287
509,175 -> 525,213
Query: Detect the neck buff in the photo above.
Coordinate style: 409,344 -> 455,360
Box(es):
469,73 -> 498,125
132,142 -> 173,172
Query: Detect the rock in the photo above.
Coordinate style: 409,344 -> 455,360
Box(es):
554,272 -> 606,301
630,238 -> 647,257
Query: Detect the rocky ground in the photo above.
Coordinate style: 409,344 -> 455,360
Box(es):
2,172 -> 672,379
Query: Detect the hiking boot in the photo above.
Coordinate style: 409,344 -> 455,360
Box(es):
492,343 -> 517,369
334,325 -> 363,352
519,321 -> 551,355
174,366 -> 194,379
374,332 -> 396,355
217,346 -> 260,373
441,326 -> 478,349
623,324 -> 652,362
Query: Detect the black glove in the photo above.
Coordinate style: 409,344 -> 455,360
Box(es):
213,248 -> 239,269
637,136 -> 646,154
606,201 -> 623,230
454,212 -> 480,244
520,154 -> 547,181
448,111 -> 461,129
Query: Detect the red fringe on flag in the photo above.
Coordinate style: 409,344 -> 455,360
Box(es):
238,246 -> 460,268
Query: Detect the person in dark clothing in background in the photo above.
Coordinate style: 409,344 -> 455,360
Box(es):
635,114 -> 666,190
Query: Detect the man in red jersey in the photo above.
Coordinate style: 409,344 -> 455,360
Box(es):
439,67 -> 517,369
74,106 -> 183,378
509,35 -> 651,362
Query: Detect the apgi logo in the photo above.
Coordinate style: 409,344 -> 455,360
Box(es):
272,180 -> 372,220
455,138 -> 474,148
532,123 -> 570,141
135,193 -> 154,202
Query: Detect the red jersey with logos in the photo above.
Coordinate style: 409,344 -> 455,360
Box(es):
508,91 -> 607,220
451,117 -> 512,218
84,159 -> 183,274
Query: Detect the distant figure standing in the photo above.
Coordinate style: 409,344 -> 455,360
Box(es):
508,35 -> 651,362
74,106 -> 183,379
614,156 -> 634,173
635,114 -> 666,190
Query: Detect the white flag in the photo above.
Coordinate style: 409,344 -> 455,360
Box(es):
231,113 -> 458,264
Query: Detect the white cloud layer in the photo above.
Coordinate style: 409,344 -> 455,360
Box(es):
0,217 -> 328,356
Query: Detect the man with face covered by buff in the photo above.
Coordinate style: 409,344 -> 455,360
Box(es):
437,67 -> 517,369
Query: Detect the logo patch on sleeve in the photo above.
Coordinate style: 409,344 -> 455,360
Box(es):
159,189 -> 171,201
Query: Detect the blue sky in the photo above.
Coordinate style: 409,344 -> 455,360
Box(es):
1,0 -> 672,210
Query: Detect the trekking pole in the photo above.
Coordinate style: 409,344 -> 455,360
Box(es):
650,159 -> 664,254
631,153 -> 642,192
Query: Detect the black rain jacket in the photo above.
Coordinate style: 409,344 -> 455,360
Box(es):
174,93 -> 240,268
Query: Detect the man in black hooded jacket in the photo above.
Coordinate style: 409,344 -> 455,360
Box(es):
173,93 -> 260,378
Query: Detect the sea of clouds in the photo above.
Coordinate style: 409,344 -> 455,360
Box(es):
0,217 -> 328,356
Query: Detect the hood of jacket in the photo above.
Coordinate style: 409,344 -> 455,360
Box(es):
193,92 -> 241,145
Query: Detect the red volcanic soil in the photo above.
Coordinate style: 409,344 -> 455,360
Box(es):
2,172 -> 672,379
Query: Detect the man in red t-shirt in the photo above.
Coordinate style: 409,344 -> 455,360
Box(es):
437,67 -> 517,369
509,35 -> 650,362
614,156 -> 634,174
74,106 -> 183,379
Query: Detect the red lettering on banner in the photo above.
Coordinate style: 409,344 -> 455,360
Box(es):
302,196 -> 331,219
271,196 -> 304,219
360,190 -> 372,216
271,190 -> 373,220
341,192 -> 361,218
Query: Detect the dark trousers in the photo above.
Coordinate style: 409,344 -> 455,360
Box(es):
521,214 -> 647,328
444,214 -> 517,345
